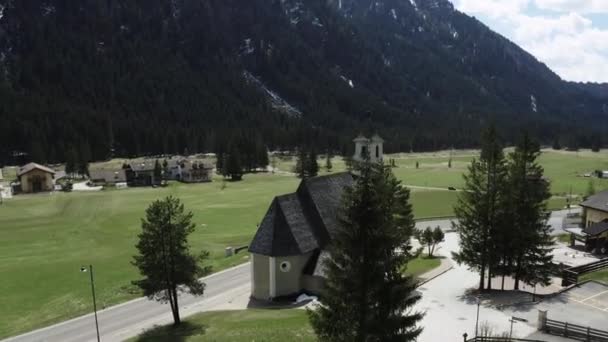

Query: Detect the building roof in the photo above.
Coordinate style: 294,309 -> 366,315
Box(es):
249,172 -> 353,257
580,190 -> 608,212
17,163 -> 56,177
584,220 -> 608,236
128,162 -> 156,172
89,169 -> 127,182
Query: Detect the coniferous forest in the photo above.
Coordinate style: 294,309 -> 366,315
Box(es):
1,0 -> 607,165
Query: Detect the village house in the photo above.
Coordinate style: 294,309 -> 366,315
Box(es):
17,163 -> 56,193
579,191 -> 608,254
125,162 -> 160,187
249,136 -> 382,300
89,169 -> 127,185
180,160 -> 213,183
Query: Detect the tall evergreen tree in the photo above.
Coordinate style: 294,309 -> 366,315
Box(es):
65,146 -> 78,177
309,159 -> 423,341
132,196 -> 211,325
453,126 -> 508,291
325,151 -> 333,172
308,148 -> 320,178
154,159 -> 162,183
295,148 -> 308,179
506,133 -> 553,289
225,146 -> 243,181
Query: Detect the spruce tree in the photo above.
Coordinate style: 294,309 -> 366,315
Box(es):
325,151 -> 333,172
308,148 -> 319,177
309,159 -> 422,341
226,146 -> 243,181
295,148 -> 308,179
453,126 -> 508,291
154,159 -> 162,184
506,133 -> 553,289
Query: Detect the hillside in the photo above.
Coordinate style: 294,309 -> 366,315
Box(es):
0,0 -> 606,164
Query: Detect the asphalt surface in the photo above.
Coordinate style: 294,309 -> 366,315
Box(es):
3,263 -> 250,342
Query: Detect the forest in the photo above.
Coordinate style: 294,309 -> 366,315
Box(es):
0,0 -> 606,165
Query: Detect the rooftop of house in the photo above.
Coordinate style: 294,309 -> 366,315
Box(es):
581,190 -> 608,213
249,172 -> 353,257
584,220 -> 608,237
17,163 -> 56,177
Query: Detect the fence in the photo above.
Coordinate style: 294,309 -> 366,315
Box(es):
561,258 -> 608,286
544,318 -> 608,341
465,338 -> 543,342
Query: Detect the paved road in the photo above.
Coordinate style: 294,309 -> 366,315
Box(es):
3,263 -> 251,342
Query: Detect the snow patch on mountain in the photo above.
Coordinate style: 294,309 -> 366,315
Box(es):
531,95 -> 538,113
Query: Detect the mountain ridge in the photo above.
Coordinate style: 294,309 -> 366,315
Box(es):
0,0 -> 606,164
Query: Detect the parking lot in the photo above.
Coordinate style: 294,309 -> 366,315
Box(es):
562,281 -> 608,313
508,281 -> 608,331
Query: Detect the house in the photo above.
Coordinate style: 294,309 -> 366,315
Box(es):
353,134 -> 384,163
579,190 -> 608,253
249,135 -> 385,301
249,172 -> 354,300
17,163 -> 56,193
89,169 -> 127,185
125,162 -> 160,187
180,161 -> 213,183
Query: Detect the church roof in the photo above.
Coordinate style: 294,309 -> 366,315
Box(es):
249,172 -> 353,257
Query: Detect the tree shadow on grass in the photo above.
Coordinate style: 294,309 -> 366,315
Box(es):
133,321 -> 207,342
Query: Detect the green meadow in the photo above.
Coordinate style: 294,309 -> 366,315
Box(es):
0,148 -> 604,337
129,309 -> 315,342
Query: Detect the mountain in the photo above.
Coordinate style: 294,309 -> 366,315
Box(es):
0,0 -> 607,164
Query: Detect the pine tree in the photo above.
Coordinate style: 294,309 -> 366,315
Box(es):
132,196 -> 212,325
308,148 -> 319,178
453,126 -> 508,291
162,159 -> 169,181
295,148 -> 308,179
78,141 -> 92,177
65,146 -> 78,177
308,159 -> 423,341
506,133 -> 553,289
325,151 -> 333,172
225,146 -> 243,181
154,159 -> 162,184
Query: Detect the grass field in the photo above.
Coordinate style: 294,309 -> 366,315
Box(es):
130,309 -> 314,342
580,270 -> 608,284
0,148 -> 600,338
274,149 -> 608,196
0,172 -> 464,338
406,255 -> 442,278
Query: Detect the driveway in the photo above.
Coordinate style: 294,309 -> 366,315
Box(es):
415,233 -> 537,341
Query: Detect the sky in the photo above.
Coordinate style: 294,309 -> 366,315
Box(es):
450,0 -> 608,83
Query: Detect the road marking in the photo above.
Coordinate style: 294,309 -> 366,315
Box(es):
581,290 -> 608,302
567,296 -> 608,312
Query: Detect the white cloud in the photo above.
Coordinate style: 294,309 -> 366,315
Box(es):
451,0 -> 608,82
534,0 -> 608,14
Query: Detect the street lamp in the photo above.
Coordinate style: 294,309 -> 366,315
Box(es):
474,297 -> 481,337
81,265 -> 101,342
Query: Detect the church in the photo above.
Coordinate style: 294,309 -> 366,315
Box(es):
248,135 -> 383,300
